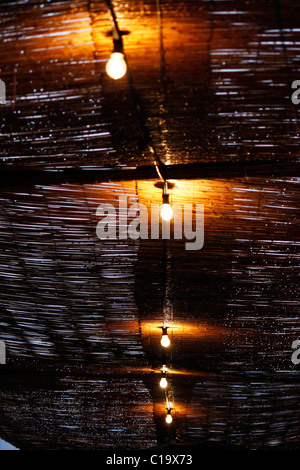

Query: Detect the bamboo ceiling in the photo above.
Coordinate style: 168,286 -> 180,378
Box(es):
0,0 -> 300,452
0,0 -> 300,171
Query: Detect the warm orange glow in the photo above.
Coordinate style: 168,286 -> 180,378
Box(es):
139,320 -> 228,341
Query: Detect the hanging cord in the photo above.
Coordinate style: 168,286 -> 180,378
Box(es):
105,0 -> 166,182
105,0 -> 122,42
104,3 -> 177,440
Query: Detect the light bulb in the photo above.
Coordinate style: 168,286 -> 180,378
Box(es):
165,411 -> 173,424
159,377 -> 168,389
160,334 -> 170,348
161,327 -> 171,348
106,52 -> 127,80
160,203 -> 173,221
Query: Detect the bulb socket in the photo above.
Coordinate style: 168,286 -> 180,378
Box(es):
163,194 -> 170,204
112,38 -> 124,54
162,326 -> 168,336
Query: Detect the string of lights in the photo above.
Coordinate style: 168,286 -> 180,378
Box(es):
104,0 -> 175,218
159,237 -> 176,428
104,0 -> 176,433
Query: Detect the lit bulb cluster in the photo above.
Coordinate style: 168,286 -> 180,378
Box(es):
158,366 -> 174,424
159,186 -> 175,426
105,14 -> 175,226
106,3 -> 176,432
159,329 -> 174,425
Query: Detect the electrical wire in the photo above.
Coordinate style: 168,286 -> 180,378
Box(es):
105,0 -> 166,182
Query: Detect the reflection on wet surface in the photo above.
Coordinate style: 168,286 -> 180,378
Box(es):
0,178 -> 300,449
1,364 -> 300,450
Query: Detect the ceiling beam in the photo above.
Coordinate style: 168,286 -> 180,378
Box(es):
0,159 -> 299,188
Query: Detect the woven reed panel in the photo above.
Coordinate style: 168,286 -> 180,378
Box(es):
0,0 -> 299,169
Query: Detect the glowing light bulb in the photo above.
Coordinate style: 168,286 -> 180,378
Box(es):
160,203 -> 173,221
161,181 -> 173,221
106,52 -> 127,80
165,411 -> 173,424
159,377 -> 168,389
160,327 -> 170,348
161,333 -> 170,348
160,326 -> 171,348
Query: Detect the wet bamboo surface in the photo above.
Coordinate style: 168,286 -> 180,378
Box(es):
0,0 -> 300,451
0,0 -> 299,169
0,177 -> 299,449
